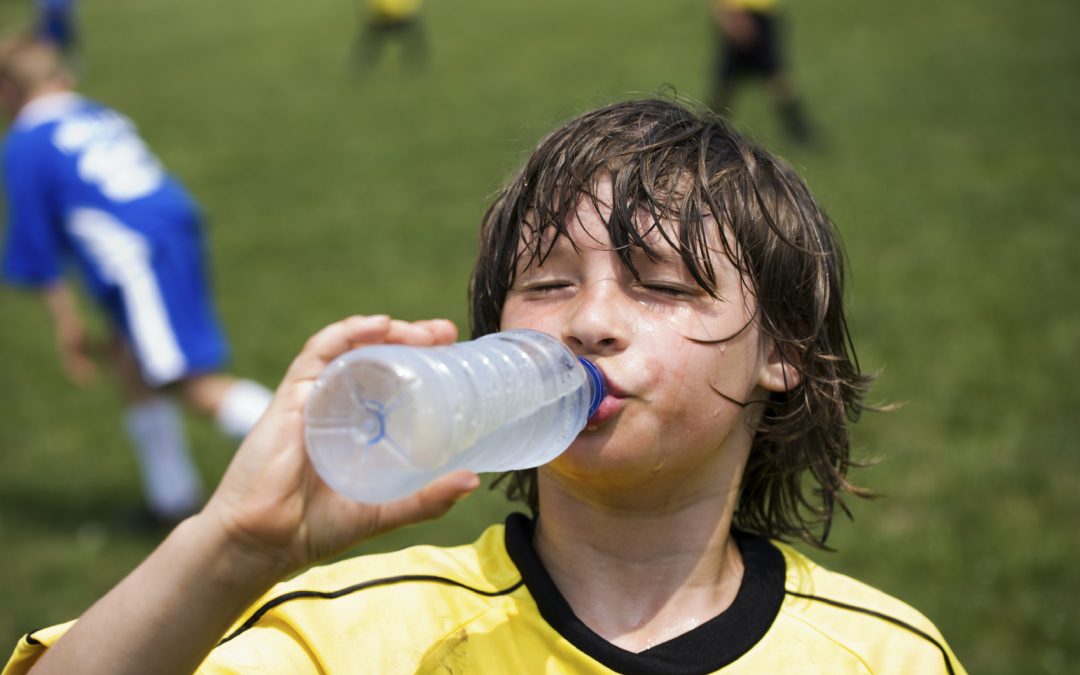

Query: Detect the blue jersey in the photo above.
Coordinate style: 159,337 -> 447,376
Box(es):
2,93 -> 229,385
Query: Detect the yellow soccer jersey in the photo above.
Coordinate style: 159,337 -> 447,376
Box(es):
5,514 -> 966,674
367,0 -> 421,21
717,0 -> 778,13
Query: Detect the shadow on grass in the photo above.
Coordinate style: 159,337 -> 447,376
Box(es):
0,481 -> 176,541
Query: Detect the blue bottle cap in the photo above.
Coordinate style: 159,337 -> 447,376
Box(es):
578,357 -> 606,417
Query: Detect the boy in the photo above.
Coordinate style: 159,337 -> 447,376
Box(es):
0,35 -> 272,523
352,0 -> 430,72
4,98 -> 966,673
709,0 -> 816,145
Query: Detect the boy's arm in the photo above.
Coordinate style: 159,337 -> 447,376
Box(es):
25,315 -> 481,675
2,134 -> 92,385
41,281 -> 97,387
2,134 -> 64,288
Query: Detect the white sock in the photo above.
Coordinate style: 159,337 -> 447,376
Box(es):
123,397 -> 202,519
215,379 -> 273,438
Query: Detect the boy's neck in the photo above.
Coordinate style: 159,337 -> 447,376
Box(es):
533,474 -> 746,652
16,80 -> 75,115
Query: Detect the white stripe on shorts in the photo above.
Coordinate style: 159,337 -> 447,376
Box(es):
68,208 -> 187,386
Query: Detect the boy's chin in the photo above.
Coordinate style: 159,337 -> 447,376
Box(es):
545,439 -> 667,485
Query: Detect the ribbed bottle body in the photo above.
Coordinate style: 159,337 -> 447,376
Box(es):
304,330 -> 598,503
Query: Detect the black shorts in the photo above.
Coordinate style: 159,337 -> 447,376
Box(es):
368,15 -> 420,32
719,11 -> 781,79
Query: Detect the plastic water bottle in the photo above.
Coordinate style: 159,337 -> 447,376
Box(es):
303,329 -> 605,503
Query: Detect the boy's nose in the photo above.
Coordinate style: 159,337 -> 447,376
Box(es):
561,282 -> 630,357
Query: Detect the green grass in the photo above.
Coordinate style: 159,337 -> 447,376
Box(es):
1,0 -> 1078,672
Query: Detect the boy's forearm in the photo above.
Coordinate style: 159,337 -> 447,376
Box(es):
29,514 -> 283,675
39,280 -> 98,385
41,281 -> 85,351
41,281 -> 78,328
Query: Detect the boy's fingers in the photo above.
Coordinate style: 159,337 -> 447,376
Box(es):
271,315 -> 460,420
374,470 -> 481,534
64,357 -> 97,388
284,315 -> 392,382
287,316 -> 458,386
384,318 -> 458,347
412,319 -> 458,345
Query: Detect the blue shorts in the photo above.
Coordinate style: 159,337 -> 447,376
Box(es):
73,210 -> 231,387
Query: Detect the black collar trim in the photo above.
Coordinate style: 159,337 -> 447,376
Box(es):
503,512 -> 786,675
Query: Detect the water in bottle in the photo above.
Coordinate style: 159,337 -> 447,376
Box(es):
304,329 -> 605,503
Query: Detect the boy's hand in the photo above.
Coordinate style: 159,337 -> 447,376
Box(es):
197,315 -> 480,582
56,323 -> 99,388
43,281 -> 100,388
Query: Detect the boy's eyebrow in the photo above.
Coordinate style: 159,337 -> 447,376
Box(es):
515,230 -> 573,273
627,243 -> 681,267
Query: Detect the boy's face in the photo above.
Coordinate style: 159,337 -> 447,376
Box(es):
500,178 -> 792,500
496,178 -> 794,501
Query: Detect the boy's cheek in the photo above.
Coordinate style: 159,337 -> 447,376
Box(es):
499,300 -> 550,332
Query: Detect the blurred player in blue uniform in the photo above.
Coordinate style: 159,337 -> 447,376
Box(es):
0,34 -> 272,523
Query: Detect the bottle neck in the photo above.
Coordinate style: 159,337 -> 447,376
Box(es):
578,357 -> 606,417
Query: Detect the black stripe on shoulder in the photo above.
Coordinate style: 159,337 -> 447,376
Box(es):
218,574 -> 523,646
785,590 -> 956,675
24,632 -> 42,646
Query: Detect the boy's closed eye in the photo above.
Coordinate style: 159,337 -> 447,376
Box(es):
518,279 -> 574,294
629,256 -> 717,303
529,280 -> 574,293
635,282 -> 696,298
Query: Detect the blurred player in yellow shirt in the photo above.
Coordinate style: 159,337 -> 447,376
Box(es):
353,0 -> 429,72
709,0 -> 816,145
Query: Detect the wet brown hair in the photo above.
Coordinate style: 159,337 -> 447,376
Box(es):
469,97 -> 874,548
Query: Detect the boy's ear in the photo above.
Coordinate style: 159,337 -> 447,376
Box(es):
0,76 -> 25,119
758,336 -> 801,393
0,77 -> 15,108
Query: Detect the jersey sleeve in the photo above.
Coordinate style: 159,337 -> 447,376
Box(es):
2,134 -> 65,287
194,627 -> 324,674
1,621 -> 75,675
1,619 -> 321,675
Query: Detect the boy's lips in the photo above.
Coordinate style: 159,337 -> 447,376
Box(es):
585,372 -> 626,429
586,394 -> 624,429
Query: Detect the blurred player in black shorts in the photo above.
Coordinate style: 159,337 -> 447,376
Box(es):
353,0 -> 430,72
710,0 -> 816,145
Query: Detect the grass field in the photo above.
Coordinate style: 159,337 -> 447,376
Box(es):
1,0 -> 1078,671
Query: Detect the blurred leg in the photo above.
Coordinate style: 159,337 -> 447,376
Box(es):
124,397 -> 203,522
354,19 -> 388,71
709,31 -> 740,115
178,373 -> 273,439
400,20 -> 431,71
111,339 -> 202,521
768,74 -> 815,145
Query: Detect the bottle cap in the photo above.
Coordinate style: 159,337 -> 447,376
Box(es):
578,357 -> 606,417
